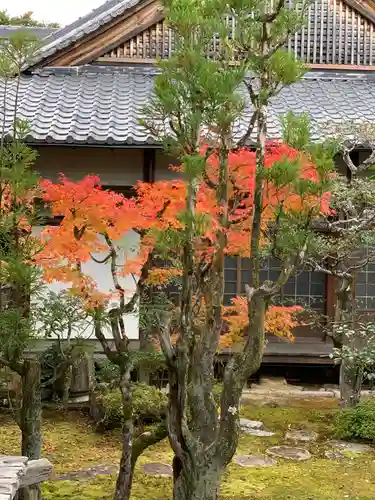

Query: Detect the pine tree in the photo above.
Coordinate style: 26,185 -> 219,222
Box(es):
142,0 -> 334,498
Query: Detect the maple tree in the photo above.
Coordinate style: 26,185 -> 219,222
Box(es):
36,1 -> 333,499
37,135 -> 331,500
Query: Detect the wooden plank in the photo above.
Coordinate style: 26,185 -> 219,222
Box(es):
96,56 -> 157,63
345,3 -> 349,64
307,62 -> 375,69
319,0 -> 324,63
338,0 -> 343,63
306,3 -> 312,62
357,13 -> 361,65
351,8 -> 355,64
47,0 -> 164,67
313,0 -> 318,63
371,22 -> 374,64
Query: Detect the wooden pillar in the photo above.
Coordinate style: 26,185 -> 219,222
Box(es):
143,148 -> 155,183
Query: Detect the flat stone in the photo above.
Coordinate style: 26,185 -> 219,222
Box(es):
325,450 -> 345,460
258,376 -> 288,388
55,464 -> 118,481
285,430 -> 318,442
142,463 -> 173,478
243,429 -> 275,437
234,455 -> 275,467
266,446 -> 311,461
329,440 -> 373,453
239,418 -> 263,430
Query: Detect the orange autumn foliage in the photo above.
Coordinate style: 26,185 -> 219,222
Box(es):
221,296 -> 302,348
37,142 -> 329,339
135,142 -> 331,259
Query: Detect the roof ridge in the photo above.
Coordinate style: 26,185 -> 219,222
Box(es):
32,64 -> 159,76
44,0 -> 126,43
26,0 -> 143,69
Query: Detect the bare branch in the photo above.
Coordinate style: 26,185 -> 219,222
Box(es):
89,252 -> 112,264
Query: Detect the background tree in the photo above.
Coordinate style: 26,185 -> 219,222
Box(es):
0,10 -> 59,28
288,117 -> 375,407
141,0 -> 333,498
0,31 -> 45,500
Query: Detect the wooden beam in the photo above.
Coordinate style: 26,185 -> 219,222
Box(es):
96,56 -> 158,64
44,0 -> 164,67
307,63 -> 375,70
96,58 -> 375,72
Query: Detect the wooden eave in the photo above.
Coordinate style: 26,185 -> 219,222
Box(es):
37,0 -> 163,68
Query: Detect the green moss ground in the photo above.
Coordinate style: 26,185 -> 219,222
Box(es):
1,399 -> 375,499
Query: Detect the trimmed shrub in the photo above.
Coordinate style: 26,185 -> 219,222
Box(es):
95,359 -> 120,387
334,398 -> 375,442
92,382 -> 167,430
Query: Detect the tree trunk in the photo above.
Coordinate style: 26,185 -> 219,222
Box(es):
173,458 -> 221,500
18,359 -> 42,500
20,359 -> 41,459
340,361 -> 362,408
113,366 -> 134,500
334,277 -> 363,408
138,328 -> 151,384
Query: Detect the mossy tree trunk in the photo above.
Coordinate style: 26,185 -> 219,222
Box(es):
335,276 -> 363,408
18,358 -> 42,500
113,365 -> 134,500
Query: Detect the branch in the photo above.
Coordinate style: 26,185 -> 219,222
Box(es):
157,312 -> 175,368
237,109 -> 258,147
0,357 -> 12,369
0,357 -> 23,374
131,420 -> 168,468
255,0 -> 284,23
94,316 -> 119,364
103,232 -> 125,311
89,252 -> 112,264
41,346 -> 81,388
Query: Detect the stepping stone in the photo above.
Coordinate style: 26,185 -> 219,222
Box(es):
234,455 -> 275,467
239,419 -> 263,430
244,429 -> 275,437
329,440 -> 373,453
55,464 -> 118,481
266,446 -> 311,461
142,463 -> 173,478
285,430 -> 318,442
325,450 -> 345,460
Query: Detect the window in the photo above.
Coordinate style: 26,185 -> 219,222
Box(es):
224,256 -> 327,312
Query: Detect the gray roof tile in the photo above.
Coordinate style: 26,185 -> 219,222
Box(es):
2,65 -> 375,146
0,25 -> 58,39
28,0 -> 142,67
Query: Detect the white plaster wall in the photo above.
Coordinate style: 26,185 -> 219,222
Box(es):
33,227 -> 140,340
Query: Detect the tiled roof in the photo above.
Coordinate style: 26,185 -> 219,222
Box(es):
28,0 -> 142,67
0,25 -> 58,39
2,65 -> 375,146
